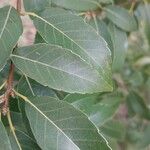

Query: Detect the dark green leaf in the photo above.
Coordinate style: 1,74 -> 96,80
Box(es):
108,23 -> 128,71
87,18 -> 113,52
17,76 -> 57,98
34,32 -> 45,44
105,5 -> 138,32
9,129 -> 41,150
0,6 -> 23,71
126,92 -> 150,119
25,96 -> 110,150
33,8 -> 112,89
0,121 -> 12,150
11,44 -> 111,93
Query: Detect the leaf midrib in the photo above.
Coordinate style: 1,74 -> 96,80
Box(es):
0,6 -> 12,38
26,99 -> 80,150
33,13 -> 111,87
11,54 -> 98,84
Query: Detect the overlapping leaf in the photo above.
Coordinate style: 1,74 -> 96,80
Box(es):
0,121 -> 12,150
108,23 -> 128,71
6,112 -> 41,150
64,94 -> 121,126
17,76 -> 57,98
105,5 -> 138,32
11,44 -> 110,93
99,120 -> 126,141
0,6 -> 23,71
52,0 -> 113,11
23,0 -> 51,13
32,8 -> 112,89
87,18 -> 113,52
25,96 -> 110,150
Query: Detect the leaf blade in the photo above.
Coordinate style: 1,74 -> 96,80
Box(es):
0,6 -> 23,71
0,121 -> 12,150
25,96 -> 110,150
105,5 -> 138,32
11,44 -> 110,93
32,8 -> 112,90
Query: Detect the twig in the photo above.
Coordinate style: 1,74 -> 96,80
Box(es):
1,62 -> 15,115
17,0 -> 22,13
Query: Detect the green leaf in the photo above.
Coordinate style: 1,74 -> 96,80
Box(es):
34,32 -> 45,44
25,96 -> 110,150
0,121 -> 12,150
4,112 -> 41,150
23,0 -> 51,13
64,94 -> 121,126
17,76 -> 57,98
105,5 -> 138,32
0,6 -> 23,71
108,23 -> 128,71
86,18 -> 113,52
9,129 -> 41,150
11,43 -> 111,94
64,94 -> 98,114
99,120 -> 126,141
32,8 -> 112,89
51,0 -> 98,11
51,0 -> 113,11
126,92 -> 150,119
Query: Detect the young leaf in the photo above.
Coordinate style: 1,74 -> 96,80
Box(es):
0,6 -> 23,71
32,8 -> 112,89
108,23 -> 128,71
105,5 -> 138,32
0,121 -> 12,150
11,44 -> 111,94
25,96 -> 110,150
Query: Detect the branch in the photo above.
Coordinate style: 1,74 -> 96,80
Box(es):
17,0 -> 22,13
1,62 -> 15,115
